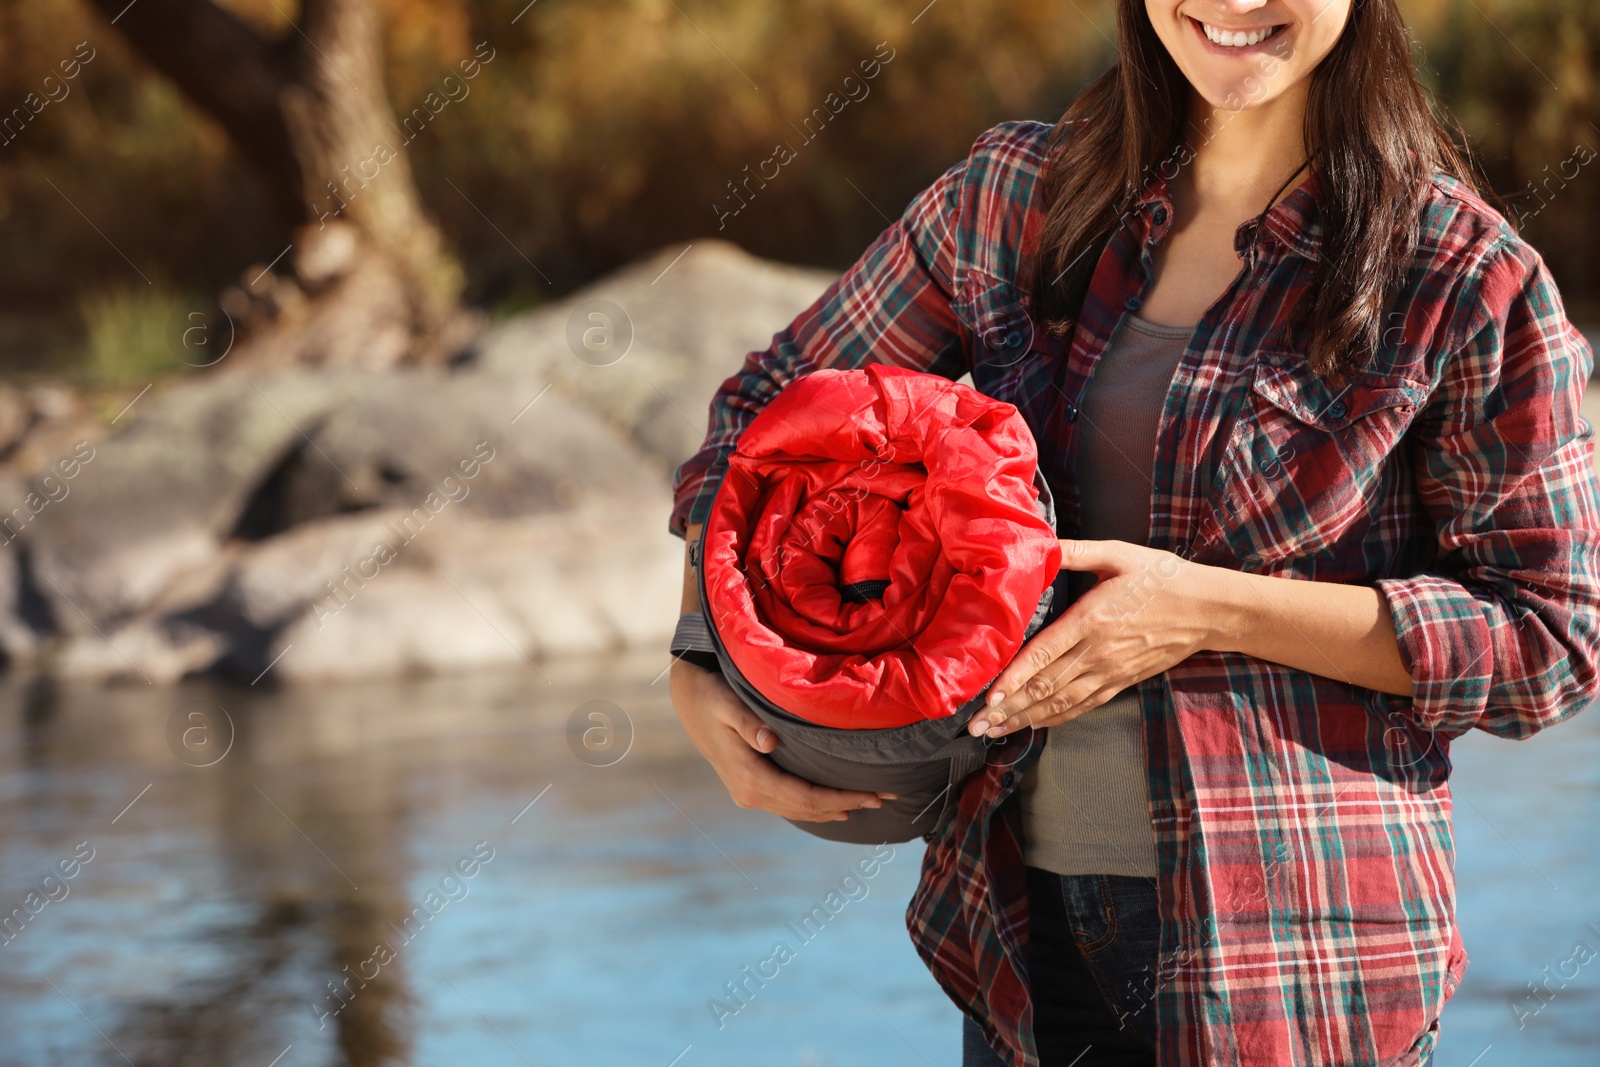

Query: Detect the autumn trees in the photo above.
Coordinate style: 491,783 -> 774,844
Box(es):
84,0 -> 475,369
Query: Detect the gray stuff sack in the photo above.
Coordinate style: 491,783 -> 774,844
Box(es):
685,470 -> 1065,844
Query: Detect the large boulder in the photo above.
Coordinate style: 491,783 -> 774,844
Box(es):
233,367 -> 661,535
2,240 -> 825,684
255,498 -> 680,684
19,369 -> 371,632
467,238 -> 837,473
17,368 -> 678,683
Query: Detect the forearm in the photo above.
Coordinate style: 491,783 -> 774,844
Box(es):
1200,565 -> 1414,697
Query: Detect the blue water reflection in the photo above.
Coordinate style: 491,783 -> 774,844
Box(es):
0,658 -> 1594,1066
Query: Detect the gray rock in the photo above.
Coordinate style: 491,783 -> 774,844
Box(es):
248,367 -> 662,533
50,617 -> 227,686
0,544 -> 39,665
17,361 -> 664,632
214,510 -> 412,632
3,241 -> 826,684
467,238 -> 837,472
18,369 -> 373,632
7,362 -> 681,682
247,498 -> 681,684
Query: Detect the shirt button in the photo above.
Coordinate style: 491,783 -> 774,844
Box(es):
1000,771 -> 1015,789
1124,296 -> 1143,312
1326,400 -> 1348,420
1062,400 -> 1078,421
983,325 -> 1026,351
1153,206 -> 1169,225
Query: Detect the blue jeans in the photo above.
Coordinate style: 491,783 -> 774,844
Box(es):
963,866 -> 1160,1066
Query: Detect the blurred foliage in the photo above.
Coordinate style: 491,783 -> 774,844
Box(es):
75,281 -> 201,385
1407,0 -> 1600,314
0,0 -> 1596,376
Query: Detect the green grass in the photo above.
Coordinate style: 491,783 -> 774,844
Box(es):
75,282 -> 204,385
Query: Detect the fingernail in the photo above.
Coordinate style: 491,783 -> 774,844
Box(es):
756,727 -> 773,748
878,793 -> 901,800
987,690 -> 1006,707
969,719 -> 988,737
862,798 -> 883,809
986,725 -> 1007,738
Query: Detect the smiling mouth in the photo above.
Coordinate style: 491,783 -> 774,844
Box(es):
1191,16 -> 1287,49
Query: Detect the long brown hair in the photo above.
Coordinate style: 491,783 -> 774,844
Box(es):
1029,0 -> 1484,381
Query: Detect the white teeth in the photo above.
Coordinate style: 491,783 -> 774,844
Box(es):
1202,22 -> 1279,48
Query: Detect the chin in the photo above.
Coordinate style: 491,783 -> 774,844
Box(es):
1191,80 -> 1282,112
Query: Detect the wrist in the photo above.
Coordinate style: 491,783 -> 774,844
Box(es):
670,654 -> 716,681
669,610 -> 721,675
1191,561 -> 1255,654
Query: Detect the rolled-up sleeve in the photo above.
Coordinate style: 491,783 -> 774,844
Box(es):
666,142 -> 975,539
1377,237 -> 1600,739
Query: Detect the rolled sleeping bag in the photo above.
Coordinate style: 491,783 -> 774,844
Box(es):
683,365 -> 1065,843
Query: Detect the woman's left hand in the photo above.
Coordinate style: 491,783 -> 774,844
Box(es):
969,538 -> 1229,737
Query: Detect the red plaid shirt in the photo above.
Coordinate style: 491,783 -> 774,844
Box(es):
669,121 -> 1600,1066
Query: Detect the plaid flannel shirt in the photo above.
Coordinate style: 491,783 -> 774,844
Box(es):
668,120 -> 1600,1067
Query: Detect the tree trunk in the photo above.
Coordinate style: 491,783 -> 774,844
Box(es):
84,0 -> 475,369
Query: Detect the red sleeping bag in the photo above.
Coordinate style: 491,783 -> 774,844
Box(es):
702,364 -> 1062,729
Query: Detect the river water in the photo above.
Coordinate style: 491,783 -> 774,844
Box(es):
0,653 -> 1595,1066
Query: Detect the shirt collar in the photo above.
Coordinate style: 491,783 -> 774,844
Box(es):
1133,165 -> 1323,263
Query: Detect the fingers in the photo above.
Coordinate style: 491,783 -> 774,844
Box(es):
706,683 -> 886,822
725,698 -> 777,753
672,651 -> 903,822
679,665 -> 777,753
972,654 -> 1100,737
989,679 -> 1121,735
985,617 -> 1084,716
975,634 -> 1092,736
1057,537 -> 1125,575
982,565 -> 1151,731
728,750 -> 885,823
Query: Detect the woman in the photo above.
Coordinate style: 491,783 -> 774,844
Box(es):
667,1 -> 1600,1065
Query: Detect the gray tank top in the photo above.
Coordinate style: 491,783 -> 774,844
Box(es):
1019,311 -> 1191,877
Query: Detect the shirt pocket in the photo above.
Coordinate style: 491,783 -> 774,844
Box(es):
952,271 -> 1037,374
1201,349 -> 1430,565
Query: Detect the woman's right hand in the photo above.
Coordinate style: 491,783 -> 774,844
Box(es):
668,659 -> 891,823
